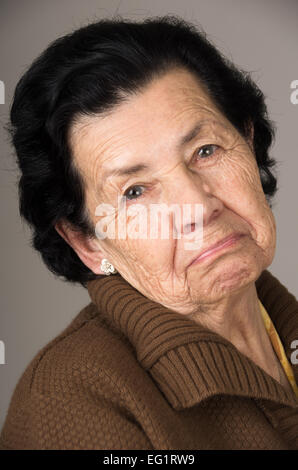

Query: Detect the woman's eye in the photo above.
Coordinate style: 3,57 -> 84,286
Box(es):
123,185 -> 145,201
196,144 -> 219,159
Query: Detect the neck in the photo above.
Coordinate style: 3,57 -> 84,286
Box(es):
185,283 -> 281,381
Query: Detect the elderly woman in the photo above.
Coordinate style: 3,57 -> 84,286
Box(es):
1,15 -> 297,451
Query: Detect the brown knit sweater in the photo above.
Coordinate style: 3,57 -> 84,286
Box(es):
0,269 -> 298,450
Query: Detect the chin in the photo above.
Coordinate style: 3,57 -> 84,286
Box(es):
188,254 -> 262,302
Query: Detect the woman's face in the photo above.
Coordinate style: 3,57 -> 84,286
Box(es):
68,67 -> 276,315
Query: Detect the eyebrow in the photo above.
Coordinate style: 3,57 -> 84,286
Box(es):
178,120 -> 206,148
101,120 -> 206,182
101,163 -> 150,184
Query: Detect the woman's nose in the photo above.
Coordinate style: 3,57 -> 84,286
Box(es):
166,168 -> 224,236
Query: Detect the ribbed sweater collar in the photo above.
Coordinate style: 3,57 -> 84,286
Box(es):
87,269 -> 298,410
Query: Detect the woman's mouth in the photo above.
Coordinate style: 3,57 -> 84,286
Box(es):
188,232 -> 245,267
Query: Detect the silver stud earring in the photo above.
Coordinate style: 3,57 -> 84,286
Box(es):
100,258 -> 117,275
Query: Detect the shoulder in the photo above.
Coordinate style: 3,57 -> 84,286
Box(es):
2,300 -> 146,416
0,301 -> 153,449
26,301 -> 143,399
0,301 -> 151,449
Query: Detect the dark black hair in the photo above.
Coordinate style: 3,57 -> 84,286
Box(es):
7,14 -> 278,287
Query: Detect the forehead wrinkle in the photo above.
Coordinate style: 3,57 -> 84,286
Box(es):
68,117 -> 100,165
69,114 -> 133,187
150,72 -> 220,112
93,125 -> 151,192
161,75 -> 229,127
163,91 -> 226,132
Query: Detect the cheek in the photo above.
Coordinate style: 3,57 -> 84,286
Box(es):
218,158 -> 276,252
212,152 -> 276,249
97,205 -> 177,273
219,154 -> 262,202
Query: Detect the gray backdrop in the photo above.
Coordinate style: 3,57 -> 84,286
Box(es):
0,0 -> 297,429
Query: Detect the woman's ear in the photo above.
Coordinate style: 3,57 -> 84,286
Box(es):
55,219 -> 106,275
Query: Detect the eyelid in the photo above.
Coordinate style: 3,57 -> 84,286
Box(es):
198,143 -> 219,153
192,143 -> 222,162
122,183 -> 149,202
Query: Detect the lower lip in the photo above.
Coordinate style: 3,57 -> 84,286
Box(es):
190,234 -> 244,266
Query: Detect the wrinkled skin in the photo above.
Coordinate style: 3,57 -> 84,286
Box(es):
56,68 -> 284,385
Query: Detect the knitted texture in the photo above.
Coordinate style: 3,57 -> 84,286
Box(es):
0,269 -> 297,449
